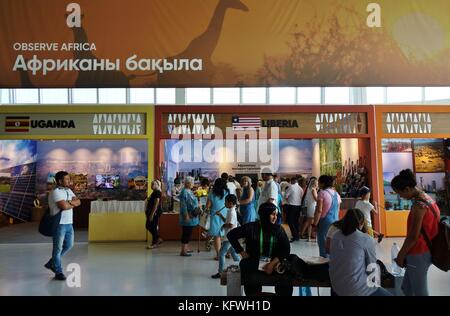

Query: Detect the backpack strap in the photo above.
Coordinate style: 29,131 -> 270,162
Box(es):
414,196 -> 436,251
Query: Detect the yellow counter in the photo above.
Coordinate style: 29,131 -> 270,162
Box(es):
88,212 -> 147,242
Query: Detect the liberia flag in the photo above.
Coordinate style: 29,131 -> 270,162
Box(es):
231,116 -> 261,130
5,116 -> 30,132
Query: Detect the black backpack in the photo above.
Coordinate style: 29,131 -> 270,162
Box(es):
422,215 -> 450,272
38,207 -> 61,237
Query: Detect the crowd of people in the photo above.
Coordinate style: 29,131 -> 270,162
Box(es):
138,168 -> 442,296
41,167 -> 442,297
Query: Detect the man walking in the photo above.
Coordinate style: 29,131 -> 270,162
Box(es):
44,171 -> 80,280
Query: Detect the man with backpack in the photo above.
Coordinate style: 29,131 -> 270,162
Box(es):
44,171 -> 80,280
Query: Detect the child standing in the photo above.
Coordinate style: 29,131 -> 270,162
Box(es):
355,186 -> 384,243
211,194 -> 241,279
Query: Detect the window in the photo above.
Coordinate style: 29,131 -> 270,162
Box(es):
40,89 -> 68,104
366,87 -> 385,104
242,87 -> 266,104
213,88 -> 240,104
297,87 -> 321,104
186,88 -> 211,104
425,87 -> 450,101
156,88 -> 176,104
98,88 -> 127,104
129,88 -> 154,104
269,87 -> 296,104
324,87 -> 350,104
0,89 -> 10,104
72,88 -> 98,104
15,89 -> 39,104
387,87 -> 422,103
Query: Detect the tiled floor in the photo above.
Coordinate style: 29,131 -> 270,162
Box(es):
0,237 -> 449,296
0,222 -> 87,243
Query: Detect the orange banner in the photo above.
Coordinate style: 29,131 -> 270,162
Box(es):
2,0 -> 450,87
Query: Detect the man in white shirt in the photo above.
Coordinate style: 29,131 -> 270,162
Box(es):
44,171 -> 80,281
284,178 -> 303,241
221,172 -> 237,196
258,170 -> 278,212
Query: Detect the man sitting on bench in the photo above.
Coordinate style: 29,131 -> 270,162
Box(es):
227,202 -> 293,296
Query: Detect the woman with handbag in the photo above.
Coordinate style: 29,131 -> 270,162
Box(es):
145,180 -> 163,249
179,176 -> 200,257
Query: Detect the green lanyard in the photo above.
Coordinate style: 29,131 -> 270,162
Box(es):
260,228 -> 274,258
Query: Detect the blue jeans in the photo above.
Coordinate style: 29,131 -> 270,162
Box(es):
402,252 -> 431,296
48,224 -> 74,274
218,240 -> 240,273
370,287 -> 393,296
317,216 -> 334,258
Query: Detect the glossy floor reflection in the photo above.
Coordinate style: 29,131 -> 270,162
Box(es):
0,238 -> 449,296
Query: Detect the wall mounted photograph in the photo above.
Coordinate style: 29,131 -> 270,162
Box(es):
413,139 -> 445,173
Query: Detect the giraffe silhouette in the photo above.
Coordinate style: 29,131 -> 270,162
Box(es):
18,59 -> 36,88
157,0 -> 249,86
70,15 -> 139,88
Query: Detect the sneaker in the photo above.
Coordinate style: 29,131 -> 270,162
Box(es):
180,252 -> 192,257
377,234 -> 384,243
211,273 -> 221,279
186,250 -> 194,253
147,244 -> 158,249
44,262 -> 56,273
156,238 -> 164,245
54,273 -> 66,281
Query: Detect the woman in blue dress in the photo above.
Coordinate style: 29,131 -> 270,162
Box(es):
239,176 -> 256,224
178,176 -> 200,257
206,178 -> 229,260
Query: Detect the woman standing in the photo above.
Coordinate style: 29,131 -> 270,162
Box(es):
239,176 -> 257,224
313,175 -> 341,258
392,169 -> 441,296
179,176 -> 200,257
145,180 -> 163,249
254,180 -> 264,215
300,177 -> 318,241
206,178 -> 229,260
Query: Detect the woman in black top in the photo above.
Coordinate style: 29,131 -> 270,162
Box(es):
146,180 -> 163,249
227,202 -> 292,296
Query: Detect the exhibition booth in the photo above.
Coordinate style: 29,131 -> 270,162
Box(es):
375,105 -> 450,237
0,106 -> 154,242
154,105 -> 379,240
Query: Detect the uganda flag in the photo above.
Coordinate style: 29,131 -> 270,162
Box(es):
5,116 -> 30,132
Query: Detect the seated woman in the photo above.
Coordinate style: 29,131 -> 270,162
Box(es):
227,202 -> 292,296
329,208 -> 392,296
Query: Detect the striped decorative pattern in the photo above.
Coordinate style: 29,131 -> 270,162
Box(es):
385,113 -> 432,134
315,113 -> 363,134
92,114 -> 144,135
167,113 -> 216,135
